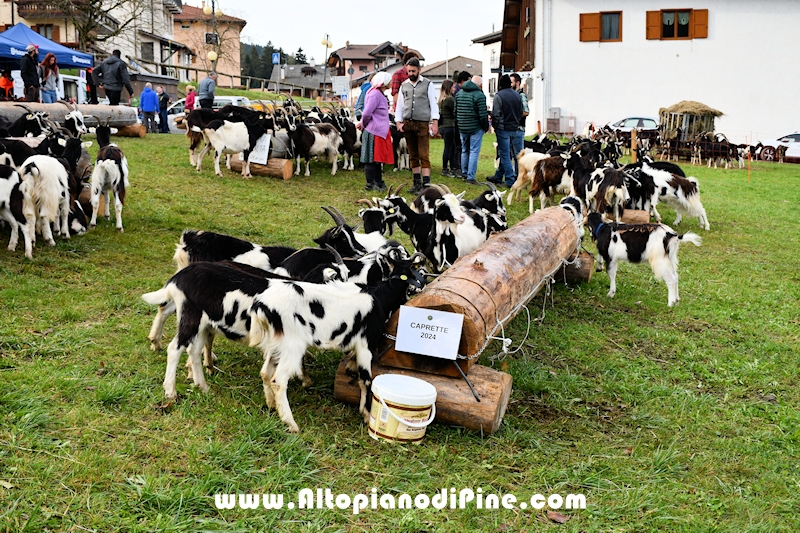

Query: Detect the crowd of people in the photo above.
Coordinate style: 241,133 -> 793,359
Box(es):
356,53 -> 530,192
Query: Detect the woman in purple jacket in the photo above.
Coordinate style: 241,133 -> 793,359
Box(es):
357,72 -> 394,192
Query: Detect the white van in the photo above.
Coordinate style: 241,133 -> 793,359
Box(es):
10,71 -> 87,103
166,95 -> 253,134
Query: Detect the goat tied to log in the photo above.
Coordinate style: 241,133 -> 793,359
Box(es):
248,252 -> 426,432
193,113 -> 273,178
586,212 -> 701,307
19,155 -> 71,246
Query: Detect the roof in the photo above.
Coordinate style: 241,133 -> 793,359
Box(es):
174,4 -> 247,26
472,30 -> 502,44
420,56 -> 482,77
330,41 -> 424,61
332,44 -> 378,60
138,30 -> 193,53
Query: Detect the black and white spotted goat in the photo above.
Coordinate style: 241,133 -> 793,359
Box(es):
141,251 -> 426,432
586,212 -> 701,307
248,251 -> 426,432
89,118 -> 129,231
0,164 -> 33,259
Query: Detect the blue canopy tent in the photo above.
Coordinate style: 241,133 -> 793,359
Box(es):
0,32 -> 32,69
0,23 -> 93,69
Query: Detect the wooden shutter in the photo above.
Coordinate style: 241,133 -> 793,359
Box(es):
52,25 -> 60,43
692,9 -> 709,39
31,25 -> 38,34
646,11 -> 661,40
580,13 -> 601,42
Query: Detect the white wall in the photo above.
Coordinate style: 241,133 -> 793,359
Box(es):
530,0 -> 800,143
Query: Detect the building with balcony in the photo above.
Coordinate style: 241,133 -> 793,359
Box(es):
173,3 -> 246,87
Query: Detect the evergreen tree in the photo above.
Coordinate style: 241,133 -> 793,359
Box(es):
294,48 -> 307,64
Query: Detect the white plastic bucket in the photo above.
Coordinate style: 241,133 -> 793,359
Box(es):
368,374 -> 437,444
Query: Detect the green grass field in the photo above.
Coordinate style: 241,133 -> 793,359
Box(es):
1,133 -> 798,532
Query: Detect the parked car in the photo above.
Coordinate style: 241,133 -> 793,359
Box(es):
607,116 -> 659,133
758,132 -> 800,162
166,95 -> 255,134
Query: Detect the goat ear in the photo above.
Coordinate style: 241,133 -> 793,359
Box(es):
456,191 -> 465,200
58,138 -> 67,147
110,128 -> 118,135
82,141 -> 93,148
88,127 -> 96,134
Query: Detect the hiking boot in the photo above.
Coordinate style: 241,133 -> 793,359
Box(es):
441,168 -> 452,177
374,183 -> 388,193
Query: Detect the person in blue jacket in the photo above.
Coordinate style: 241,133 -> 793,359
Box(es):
139,83 -> 159,133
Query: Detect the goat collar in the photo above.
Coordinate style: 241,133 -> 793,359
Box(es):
593,222 -> 605,239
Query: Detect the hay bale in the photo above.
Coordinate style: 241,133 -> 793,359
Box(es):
658,100 -> 724,117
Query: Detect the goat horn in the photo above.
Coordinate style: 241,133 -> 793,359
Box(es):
104,116 -> 111,126
483,181 -> 497,192
386,184 -> 395,196
321,205 -> 347,227
394,183 -> 407,196
14,103 -> 36,114
357,198 -> 376,208
438,183 -> 452,194
329,206 -> 350,226
428,184 -> 447,195
324,244 -> 345,266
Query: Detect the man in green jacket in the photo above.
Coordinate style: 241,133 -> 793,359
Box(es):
454,75 -> 488,184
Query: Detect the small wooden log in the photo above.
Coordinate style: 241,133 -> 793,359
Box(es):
380,207 -> 578,378
228,157 -> 293,180
333,359 -> 513,435
115,124 -> 147,138
559,251 -> 595,284
620,209 -> 651,224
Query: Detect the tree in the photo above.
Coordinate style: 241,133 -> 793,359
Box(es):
293,48 -> 307,64
50,0 -> 145,52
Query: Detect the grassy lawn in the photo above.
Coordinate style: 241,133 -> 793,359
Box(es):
0,133 -> 798,532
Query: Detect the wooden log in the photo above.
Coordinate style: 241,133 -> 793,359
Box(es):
559,251 -> 595,284
620,209 -> 651,224
0,102 -> 138,128
115,124 -> 146,138
380,207 -> 578,378
333,359 -> 513,435
228,157 -> 293,180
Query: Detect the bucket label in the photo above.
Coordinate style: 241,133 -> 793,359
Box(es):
369,394 -> 432,444
395,306 -> 464,360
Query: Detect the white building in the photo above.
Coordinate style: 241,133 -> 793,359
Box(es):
471,31 -> 502,103
487,0 -> 800,143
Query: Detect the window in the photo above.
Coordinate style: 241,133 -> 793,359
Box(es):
488,77 -> 497,96
141,42 -> 154,62
580,12 -> 622,42
181,23 -> 191,29
646,9 -> 708,40
37,24 -> 53,40
359,65 -> 367,72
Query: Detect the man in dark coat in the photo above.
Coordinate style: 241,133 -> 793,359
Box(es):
93,50 -> 134,105
19,44 -> 40,102
157,86 -> 172,133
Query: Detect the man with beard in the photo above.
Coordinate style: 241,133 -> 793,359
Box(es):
394,58 -> 440,194
20,44 -> 40,102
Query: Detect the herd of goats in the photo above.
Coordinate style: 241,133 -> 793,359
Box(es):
0,98 -> 716,431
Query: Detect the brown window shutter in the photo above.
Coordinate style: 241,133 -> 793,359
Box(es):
580,13 -> 601,42
52,26 -> 60,42
31,25 -> 38,34
646,11 -> 661,40
692,9 -> 709,38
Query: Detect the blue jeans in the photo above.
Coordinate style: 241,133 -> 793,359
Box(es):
41,89 -> 57,103
510,129 -> 524,179
460,130 -> 484,181
492,129 -> 518,186
159,109 -> 169,133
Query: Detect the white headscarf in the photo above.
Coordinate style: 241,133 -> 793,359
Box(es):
371,72 -> 392,89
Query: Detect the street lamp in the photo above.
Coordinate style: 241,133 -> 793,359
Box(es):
203,1 -> 219,72
321,34 -> 332,100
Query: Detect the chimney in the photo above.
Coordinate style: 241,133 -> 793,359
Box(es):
346,41 -> 350,49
